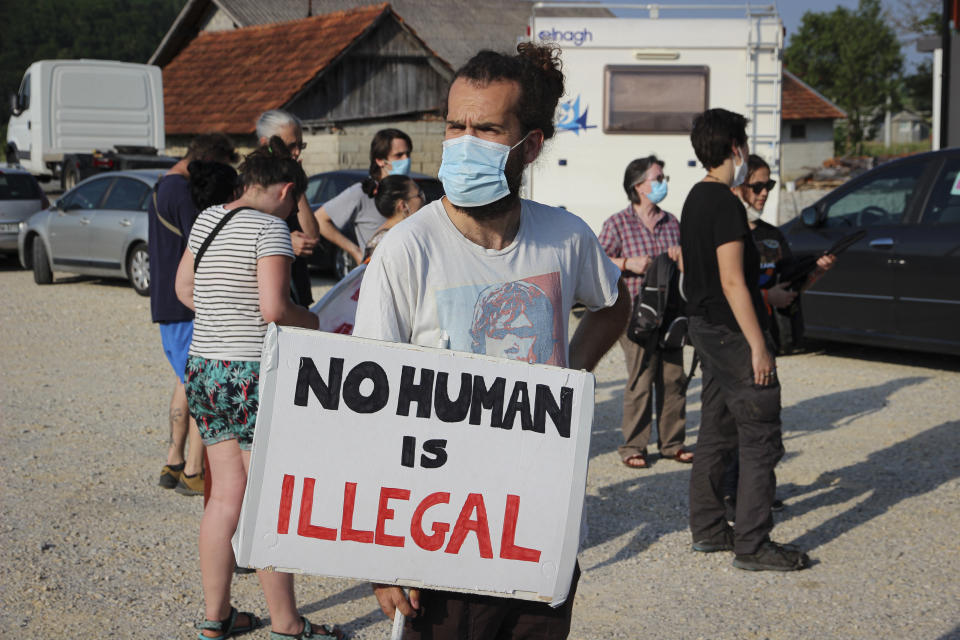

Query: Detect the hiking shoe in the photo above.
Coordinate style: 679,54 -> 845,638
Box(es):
158,463 -> 184,489
692,526 -> 734,553
733,541 -> 809,571
174,471 -> 204,496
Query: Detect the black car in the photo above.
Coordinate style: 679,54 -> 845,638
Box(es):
306,169 -> 444,278
781,148 -> 960,356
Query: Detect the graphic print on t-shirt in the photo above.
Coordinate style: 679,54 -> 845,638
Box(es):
435,271 -> 565,366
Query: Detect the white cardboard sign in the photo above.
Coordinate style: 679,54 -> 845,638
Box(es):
234,325 -> 595,606
308,264 -> 365,334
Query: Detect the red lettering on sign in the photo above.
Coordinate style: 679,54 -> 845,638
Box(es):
445,493 -> 493,558
297,477 -> 337,540
350,286 -> 361,301
499,494 -> 541,562
277,474 -> 295,534
341,482 -> 374,544
375,487 -> 411,547
333,323 -> 353,335
410,492 -> 451,551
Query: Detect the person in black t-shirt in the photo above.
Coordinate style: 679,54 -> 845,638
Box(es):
680,108 -> 809,571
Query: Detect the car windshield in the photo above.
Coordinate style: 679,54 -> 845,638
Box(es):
0,173 -> 42,200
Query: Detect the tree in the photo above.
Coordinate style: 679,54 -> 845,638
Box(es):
785,0 -> 904,154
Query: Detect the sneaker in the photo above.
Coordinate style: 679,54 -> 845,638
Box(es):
692,526 -> 734,553
771,498 -> 785,512
733,541 -> 809,571
158,463 -> 184,489
175,470 -> 204,496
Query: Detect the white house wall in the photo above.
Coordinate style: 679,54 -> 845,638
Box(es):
781,119 -> 833,181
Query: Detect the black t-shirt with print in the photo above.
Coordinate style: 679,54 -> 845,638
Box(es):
680,181 -> 766,332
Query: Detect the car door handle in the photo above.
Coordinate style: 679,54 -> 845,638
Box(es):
887,258 -> 906,266
869,238 -> 894,249
80,218 -> 91,225
120,218 -> 132,227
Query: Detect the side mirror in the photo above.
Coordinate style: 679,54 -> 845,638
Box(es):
801,206 -> 820,227
8,93 -> 21,117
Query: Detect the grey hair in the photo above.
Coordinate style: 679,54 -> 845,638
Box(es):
256,110 -> 301,140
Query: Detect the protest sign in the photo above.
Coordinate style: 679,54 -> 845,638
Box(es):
309,264 -> 365,334
234,325 -> 595,606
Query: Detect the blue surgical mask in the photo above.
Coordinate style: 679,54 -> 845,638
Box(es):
388,157 -> 411,176
647,179 -> 668,204
437,134 -> 528,207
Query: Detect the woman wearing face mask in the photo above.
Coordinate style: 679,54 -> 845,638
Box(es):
314,129 -> 413,269
598,156 -> 691,469
680,109 -> 809,572
733,154 -> 835,353
365,175 -> 425,260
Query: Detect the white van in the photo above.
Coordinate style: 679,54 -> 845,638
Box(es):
526,3 -> 783,231
6,59 -> 173,189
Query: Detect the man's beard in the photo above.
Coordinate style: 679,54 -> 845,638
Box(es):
454,150 -> 525,221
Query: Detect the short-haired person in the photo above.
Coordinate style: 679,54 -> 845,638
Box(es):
175,138 -> 342,639
599,156 -> 692,469
733,154 -> 835,352
314,128 -> 414,266
255,109 -> 320,307
150,132 -> 237,495
680,108 -> 809,571
365,174 -> 424,259
353,43 -> 629,638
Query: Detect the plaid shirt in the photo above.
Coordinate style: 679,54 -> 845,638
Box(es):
598,206 -> 681,300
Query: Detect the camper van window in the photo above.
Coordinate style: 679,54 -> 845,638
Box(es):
18,73 -> 30,111
603,65 -> 708,134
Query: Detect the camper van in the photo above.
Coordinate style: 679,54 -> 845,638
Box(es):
526,3 -> 783,231
6,60 -> 174,189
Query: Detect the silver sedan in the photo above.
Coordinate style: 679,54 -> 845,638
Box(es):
18,169 -> 163,296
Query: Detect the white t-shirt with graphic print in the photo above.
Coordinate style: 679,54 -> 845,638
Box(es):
353,198 -> 621,367
187,205 -> 295,361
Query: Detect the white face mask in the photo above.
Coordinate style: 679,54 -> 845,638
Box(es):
732,147 -> 749,187
746,205 -> 763,222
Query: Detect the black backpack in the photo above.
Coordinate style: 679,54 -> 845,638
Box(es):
626,253 -> 687,350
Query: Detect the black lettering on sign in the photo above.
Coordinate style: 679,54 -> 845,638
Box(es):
469,376 -> 506,429
502,381 -> 533,431
401,435 -> 416,468
434,372 -> 472,422
342,361 -> 390,414
294,357 -> 343,409
534,384 -> 573,438
420,439 -> 448,468
397,366 -> 434,418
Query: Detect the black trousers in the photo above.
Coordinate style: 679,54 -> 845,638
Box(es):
687,317 -> 784,555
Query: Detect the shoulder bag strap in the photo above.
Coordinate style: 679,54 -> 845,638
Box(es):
193,207 -> 252,273
152,179 -> 184,238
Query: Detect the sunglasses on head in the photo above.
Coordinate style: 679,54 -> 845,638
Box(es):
747,179 -> 776,194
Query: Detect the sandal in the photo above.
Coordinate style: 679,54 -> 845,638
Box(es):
196,606 -> 262,640
270,616 -> 345,639
669,448 -> 694,464
622,453 -> 648,469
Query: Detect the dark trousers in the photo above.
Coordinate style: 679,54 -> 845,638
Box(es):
404,564 -> 580,640
687,317 -> 784,555
617,333 -> 688,460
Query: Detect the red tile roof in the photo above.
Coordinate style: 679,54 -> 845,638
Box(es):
782,70 -> 846,121
162,3 -> 393,134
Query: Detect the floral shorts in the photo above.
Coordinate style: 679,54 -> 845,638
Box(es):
185,356 -> 260,450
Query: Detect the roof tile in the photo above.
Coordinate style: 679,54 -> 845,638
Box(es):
782,70 -> 846,121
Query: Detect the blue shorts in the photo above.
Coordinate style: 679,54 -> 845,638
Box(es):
159,321 -> 194,383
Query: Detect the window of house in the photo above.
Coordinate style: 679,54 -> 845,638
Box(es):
603,65 -> 708,133
790,124 -> 806,139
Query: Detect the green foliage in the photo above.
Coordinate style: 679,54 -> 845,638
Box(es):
785,0 -> 904,154
0,0 -> 186,148
904,58 -> 933,114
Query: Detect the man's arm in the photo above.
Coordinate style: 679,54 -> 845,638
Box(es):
314,204 -> 363,265
569,278 -> 630,371
716,239 -> 773,385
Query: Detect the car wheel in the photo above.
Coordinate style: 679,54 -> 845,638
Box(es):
335,247 -> 358,281
32,238 -> 53,285
127,242 -> 150,296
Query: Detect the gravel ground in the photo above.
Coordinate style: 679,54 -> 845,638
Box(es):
1,260 -> 958,640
